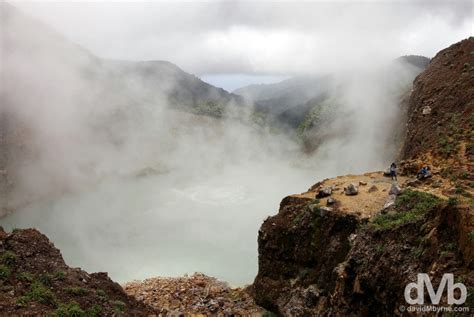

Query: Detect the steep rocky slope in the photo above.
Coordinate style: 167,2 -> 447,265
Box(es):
402,38 -> 474,183
253,38 -> 474,316
0,227 -> 156,316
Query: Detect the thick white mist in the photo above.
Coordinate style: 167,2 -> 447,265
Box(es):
1,2 -> 425,285
2,158 -> 319,285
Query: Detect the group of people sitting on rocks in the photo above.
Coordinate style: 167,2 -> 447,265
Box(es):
386,162 -> 432,181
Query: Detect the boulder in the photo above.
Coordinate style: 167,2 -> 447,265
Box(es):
381,194 -> 397,214
317,186 -> 332,198
327,197 -> 336,205
422,106 -> 432,115
319,206 -> 333,217
368,185 -> 378,193
345,184 -> 358,196
359,181 -> 367,186
389,183 -> 403,196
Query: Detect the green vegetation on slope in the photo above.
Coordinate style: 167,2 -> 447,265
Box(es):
371,189 -> 443,230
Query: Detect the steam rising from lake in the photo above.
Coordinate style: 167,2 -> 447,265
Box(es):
1,2 -> 428,285
2,113 -> 321,285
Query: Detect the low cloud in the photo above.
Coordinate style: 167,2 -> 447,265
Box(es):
10,0 -> 473,75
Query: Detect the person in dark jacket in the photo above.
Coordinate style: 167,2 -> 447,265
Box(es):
390,162 -> 397,181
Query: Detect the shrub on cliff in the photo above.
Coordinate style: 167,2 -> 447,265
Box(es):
372,189 -> 442,230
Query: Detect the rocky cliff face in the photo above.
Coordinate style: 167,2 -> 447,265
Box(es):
0,226 -> 264,316
402,38 -> 473,177
253,195 -> 359,314
253,38 -> 474,316
253,179 -> 473,316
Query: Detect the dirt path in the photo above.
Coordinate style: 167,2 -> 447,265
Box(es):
292,172 -> 411,218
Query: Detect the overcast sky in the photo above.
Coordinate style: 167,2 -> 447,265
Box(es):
9,0 -> 474,77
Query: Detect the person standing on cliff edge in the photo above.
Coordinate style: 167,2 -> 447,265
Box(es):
390,162 -> 397,181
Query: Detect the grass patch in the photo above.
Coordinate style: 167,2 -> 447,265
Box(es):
438,135 -> 459,158
53,291 -> 100,316
372,212 -> 418,230
371,189 -> 442,230
455,186 -> 464,194
454,186 -> 471,198
411,246 -> 425,259
17,272 -> 35,283
448,197 -> 458,206
86,304 -> 102,317
394,189 -> 442,213
445,242 -> 457,251
39,273 -> 53,286
112,300 -> 126,314
96,289 -> 108,300
462,191 -> 473,198
435,113 -> 467,158
292,200 -> 323,226
1,251 -> 17,267
0,264 -> 11,280
440,166 -> 456,181
468,231 -> 474,242
21,281 -> 57,307
54,301 -> 85,317
291,212 -> 306,226
54,271 -> 66,281
65,287 -> 89,296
